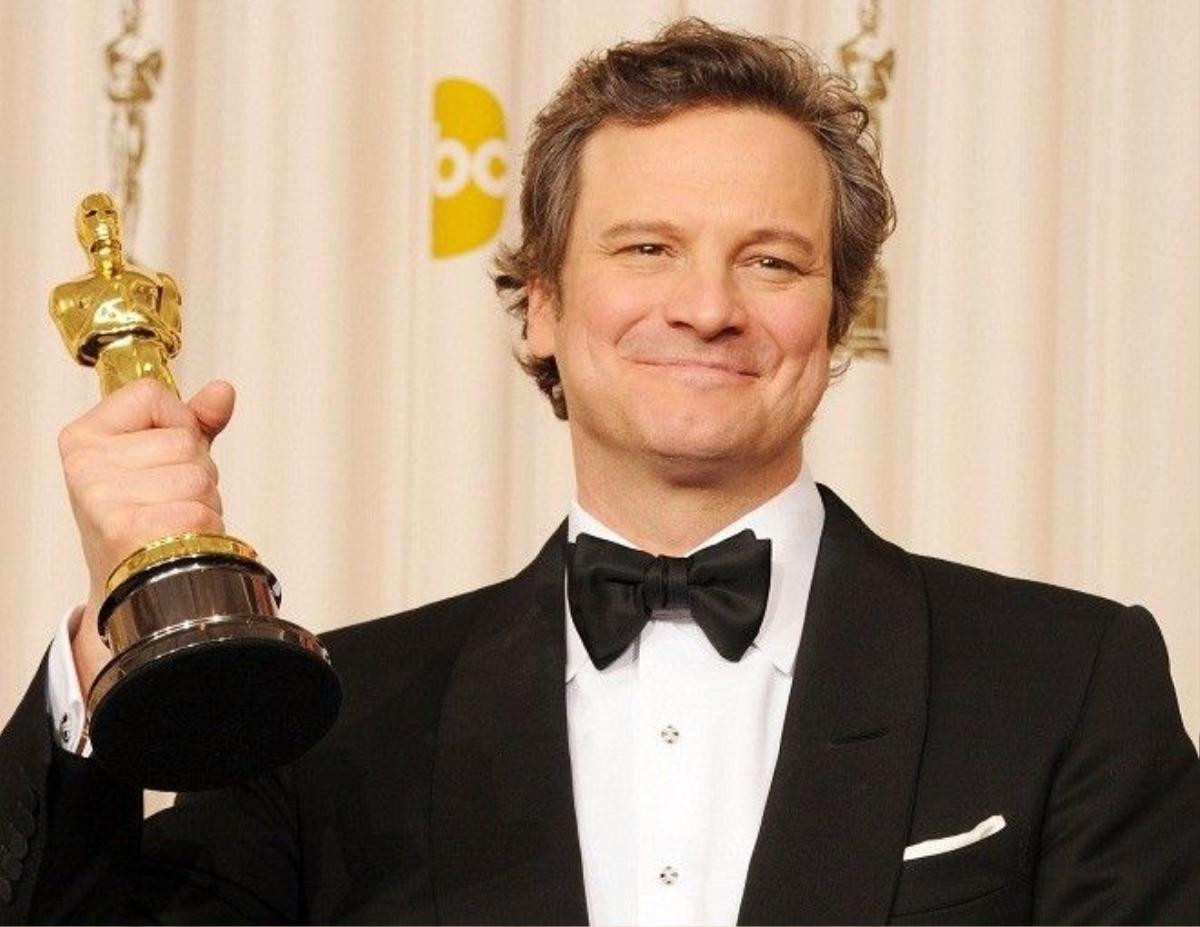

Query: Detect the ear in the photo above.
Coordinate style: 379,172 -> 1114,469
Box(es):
525,275 -> 558,359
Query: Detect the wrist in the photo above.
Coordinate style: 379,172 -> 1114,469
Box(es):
71,598 -> 111,702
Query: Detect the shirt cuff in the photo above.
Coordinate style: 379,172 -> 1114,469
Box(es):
45,604 -> 93,757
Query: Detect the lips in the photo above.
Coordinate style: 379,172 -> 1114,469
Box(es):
639,356 -> 756,374
634,357 -> 758,383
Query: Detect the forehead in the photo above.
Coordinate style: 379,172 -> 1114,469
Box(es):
573,106 -> 832,247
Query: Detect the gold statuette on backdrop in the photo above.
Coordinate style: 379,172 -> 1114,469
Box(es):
49,192 -> 340,791
839,0 -> 895,358
106,0 -> 161,253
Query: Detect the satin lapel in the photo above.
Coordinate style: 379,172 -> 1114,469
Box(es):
738,485 -> 930,925
430,524 -> 589,925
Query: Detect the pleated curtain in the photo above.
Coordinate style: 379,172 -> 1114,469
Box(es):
1,0 -> 1196,742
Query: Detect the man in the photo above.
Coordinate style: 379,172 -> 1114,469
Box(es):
1,18 -> 1197,925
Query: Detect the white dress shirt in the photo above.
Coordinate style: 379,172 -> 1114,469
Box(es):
47,605 -> 89,755
46,472 -> 826,925
566,471 -> 824,925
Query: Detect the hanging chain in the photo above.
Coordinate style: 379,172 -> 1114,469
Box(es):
838,0 -> 895,359
105,0 -> 163,254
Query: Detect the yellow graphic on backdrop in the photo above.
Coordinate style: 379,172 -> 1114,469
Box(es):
433,78 -> 509,258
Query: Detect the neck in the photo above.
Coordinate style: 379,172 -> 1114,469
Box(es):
90,247 -> 123,276
574,443 -> 803,556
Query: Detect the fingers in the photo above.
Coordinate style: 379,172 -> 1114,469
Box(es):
63,377 -> 196,444
72,428 -> 220,483
187,379 -> 236,443
93,500 -> 226,560
58,375 -> 236,607
82,463 -> 224,515
59,378 -> 236,459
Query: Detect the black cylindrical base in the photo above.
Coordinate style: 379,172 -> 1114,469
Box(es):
88,554 -> 341,791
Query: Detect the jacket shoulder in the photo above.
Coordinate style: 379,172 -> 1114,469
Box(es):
909,553 -> 1166,734
913,553 -> 1132,643
322,577 -> 512,653
315,576 -> 521,705
316,523 -> 566,686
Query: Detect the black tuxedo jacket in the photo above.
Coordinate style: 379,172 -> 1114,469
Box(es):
1,486 -> 1197,924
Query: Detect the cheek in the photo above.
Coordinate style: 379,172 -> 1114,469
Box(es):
568,273 -> 657,358
768,314 -> 831,426
762,296 -> 831,380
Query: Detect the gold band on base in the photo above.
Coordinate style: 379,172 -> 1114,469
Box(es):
105,532 -> 261,595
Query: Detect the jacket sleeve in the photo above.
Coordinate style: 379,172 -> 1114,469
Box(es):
0,656 -> 303,924
1033,606 -> 1200,924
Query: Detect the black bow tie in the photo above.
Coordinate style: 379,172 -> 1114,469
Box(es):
566,529 -> 772,670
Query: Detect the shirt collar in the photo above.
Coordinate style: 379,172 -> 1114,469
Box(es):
564,467 -> 825,682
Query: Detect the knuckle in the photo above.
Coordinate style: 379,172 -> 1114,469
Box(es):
57,422 -> 84,459
129,376 -> 167,401
179,500 -> 222,534
97,509 -> 133,551
169,427 -> 202,460
126,377 -> 177,418
67,444 -> 102,480
74,481 -> 105,513
116,377 -> 154,408
60,451 -> 85,485
180,463 -> 215,499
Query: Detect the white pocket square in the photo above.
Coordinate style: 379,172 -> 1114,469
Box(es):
902,814 -> 1007,861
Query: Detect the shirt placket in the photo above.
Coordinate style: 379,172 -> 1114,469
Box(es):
635,619 -> 705,925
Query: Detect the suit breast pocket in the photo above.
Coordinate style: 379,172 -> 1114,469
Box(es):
889,822 -> 1021,919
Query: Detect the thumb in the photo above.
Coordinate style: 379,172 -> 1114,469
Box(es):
186,379 -> 236,442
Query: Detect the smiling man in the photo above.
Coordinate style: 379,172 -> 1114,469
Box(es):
1,17 -> 1197,927
524,106 -> 835,552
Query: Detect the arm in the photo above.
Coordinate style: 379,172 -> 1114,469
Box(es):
0,655 -> 302,924
0,654 -> 140,924
48,288 -> 84,363
1034,606 -> 1200,923
156,272 -> 182,347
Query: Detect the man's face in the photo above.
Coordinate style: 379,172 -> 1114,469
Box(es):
527,106 -> 834,485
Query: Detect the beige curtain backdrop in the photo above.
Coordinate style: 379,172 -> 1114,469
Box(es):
2,0 -> 1197,749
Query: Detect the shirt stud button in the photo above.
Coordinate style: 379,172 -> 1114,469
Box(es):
660,725 -> 680,744
659,865 -> 679,885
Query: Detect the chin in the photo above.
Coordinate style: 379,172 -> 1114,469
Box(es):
641,440 -> 762,488
632,400 -> 808,483
636,417 -> 757,468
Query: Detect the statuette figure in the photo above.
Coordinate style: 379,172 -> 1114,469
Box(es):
50,192 -> 180,397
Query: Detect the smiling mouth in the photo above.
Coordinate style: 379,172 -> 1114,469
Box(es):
635,358 -> 758,382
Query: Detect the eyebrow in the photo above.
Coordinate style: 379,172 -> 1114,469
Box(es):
741,227 -> 818,262
599,221 -> 684,242
599,221 -> 818,261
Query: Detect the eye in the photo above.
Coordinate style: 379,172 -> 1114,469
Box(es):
624,243 -> 669,257
751,255 -> 799,273
84,210 -> 98,218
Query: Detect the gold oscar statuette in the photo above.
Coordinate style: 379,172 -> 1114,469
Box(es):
49,192 -> 340,791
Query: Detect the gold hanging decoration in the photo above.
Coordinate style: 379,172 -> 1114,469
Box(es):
838,0 -> 895,359
105,0 -> 162,255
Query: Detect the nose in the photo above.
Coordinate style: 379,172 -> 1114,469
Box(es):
663,263 -> 745,339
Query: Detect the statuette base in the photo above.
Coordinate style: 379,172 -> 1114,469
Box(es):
88,556 -> 340,791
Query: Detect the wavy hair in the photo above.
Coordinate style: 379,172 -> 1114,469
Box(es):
494,17 -> 895,419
